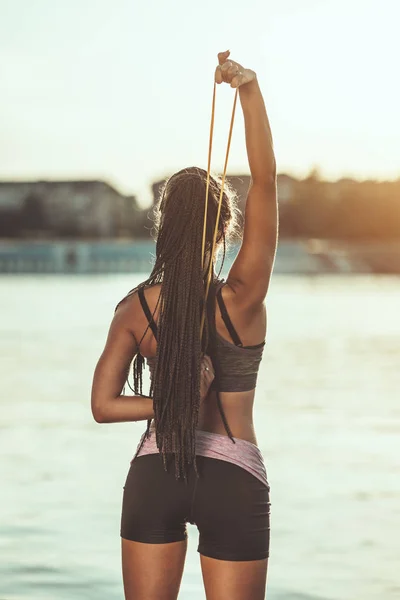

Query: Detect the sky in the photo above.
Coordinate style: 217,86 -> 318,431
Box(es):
0,0 -> 399,207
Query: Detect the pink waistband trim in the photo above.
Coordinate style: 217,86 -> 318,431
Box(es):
134,428 -> 269,488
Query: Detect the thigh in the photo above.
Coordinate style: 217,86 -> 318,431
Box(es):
122,537 -> 187,600
200,554 -> 268,600
120,453 -> 193,599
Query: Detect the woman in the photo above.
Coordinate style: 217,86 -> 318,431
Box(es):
91,50 -> 277,600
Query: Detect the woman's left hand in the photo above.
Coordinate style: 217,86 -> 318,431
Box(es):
200,354 -> 215,402
214,50 -> 256,88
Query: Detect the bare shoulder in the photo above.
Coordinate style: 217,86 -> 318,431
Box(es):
142,282 -> 162,308
112,293 -> 138,338
221,279 -> 267,320
116,282 -> 161,312
115,282 -> 162,343
218,280 -> 267,345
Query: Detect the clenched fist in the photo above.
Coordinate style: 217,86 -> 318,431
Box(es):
214,50 -> 256,89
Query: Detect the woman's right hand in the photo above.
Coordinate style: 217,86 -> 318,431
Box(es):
214,50 -> 256,88
200,354 -> 215,403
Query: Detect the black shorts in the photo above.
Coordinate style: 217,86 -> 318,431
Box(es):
120,453 -> 271,562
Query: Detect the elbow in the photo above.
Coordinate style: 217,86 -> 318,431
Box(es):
93,411 -> 107,424
253,168 -> 277,189
91,401 -> 109,424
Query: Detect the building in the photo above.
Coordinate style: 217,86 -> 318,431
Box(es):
0,180 -> 140,238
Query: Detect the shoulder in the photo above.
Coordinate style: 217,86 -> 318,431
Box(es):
222,279 -> 266,316
216,279 -> 267,345
114,282 -> 162,335
142,283 -> 162,307
115,281 -> 161,311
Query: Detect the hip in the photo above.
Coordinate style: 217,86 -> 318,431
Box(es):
135,425 -> 269,489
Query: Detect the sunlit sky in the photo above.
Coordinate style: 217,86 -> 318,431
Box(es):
0,0 -> 399,206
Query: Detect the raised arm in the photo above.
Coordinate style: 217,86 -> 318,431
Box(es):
216,51 -> 278,306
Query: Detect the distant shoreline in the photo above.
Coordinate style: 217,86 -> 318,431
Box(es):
0,239 -> 399,275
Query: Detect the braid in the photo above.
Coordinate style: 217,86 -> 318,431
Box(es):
118,167 -> 238,480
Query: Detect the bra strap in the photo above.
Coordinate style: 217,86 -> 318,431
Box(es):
138,287 -> 158,341
216,286 -> 243,347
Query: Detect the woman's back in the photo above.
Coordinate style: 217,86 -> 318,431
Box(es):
125,280 -> 267,444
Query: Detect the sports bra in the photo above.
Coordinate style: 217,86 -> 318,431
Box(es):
138,280 -> 265,393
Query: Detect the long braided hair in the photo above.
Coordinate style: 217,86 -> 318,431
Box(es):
118,166 -> 238,480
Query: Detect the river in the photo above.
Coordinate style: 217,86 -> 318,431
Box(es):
1,274 -> 399,599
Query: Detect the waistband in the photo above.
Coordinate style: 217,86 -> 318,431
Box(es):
134,427 -> 269,488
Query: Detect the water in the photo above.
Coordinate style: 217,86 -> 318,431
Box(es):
1,274 -> 399,600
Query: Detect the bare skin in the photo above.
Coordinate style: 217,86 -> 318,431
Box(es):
92,49 -> 277,600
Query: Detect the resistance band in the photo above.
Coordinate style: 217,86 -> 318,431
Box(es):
200,83 -> 238,340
